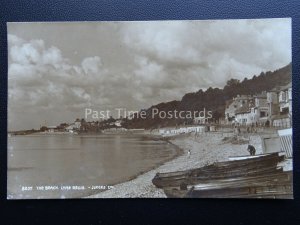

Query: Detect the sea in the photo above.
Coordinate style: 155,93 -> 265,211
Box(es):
7,133 -> 179,199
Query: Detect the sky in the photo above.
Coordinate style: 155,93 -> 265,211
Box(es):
7,19 -> 291,130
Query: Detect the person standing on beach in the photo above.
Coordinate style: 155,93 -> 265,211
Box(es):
188,149 -> 191,158
247,145 -> 256,156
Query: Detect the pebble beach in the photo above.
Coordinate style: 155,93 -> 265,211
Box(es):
87,132 -> 263,198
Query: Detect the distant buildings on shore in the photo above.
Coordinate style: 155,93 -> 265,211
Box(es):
39,117 -> 127,134
224,82 -> 292,128
159,126 -> 207,136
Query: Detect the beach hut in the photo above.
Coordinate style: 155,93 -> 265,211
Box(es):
278,128 -> 293,158
261,128 -> 292,158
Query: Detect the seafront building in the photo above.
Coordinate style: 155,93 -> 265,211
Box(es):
159,126 -> 206,136
46,126 -> 58,133
224,83 -> 292,128
194,116 -> 208,124
225,95 -> 252,123
267,82 -> 292,127
234,92 -> 269,126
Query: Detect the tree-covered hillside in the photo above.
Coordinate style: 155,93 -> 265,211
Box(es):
123,63 -> 291,129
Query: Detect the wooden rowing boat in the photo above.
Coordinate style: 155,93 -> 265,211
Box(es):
163,172 -> 293,199
152,152 -> 292,198
152,153 -> 285,188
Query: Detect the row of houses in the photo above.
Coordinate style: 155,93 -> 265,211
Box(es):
224,82 -> 292,127
41,118 -> 124,133
65,118 -> 124,132
159,126 -> 207,136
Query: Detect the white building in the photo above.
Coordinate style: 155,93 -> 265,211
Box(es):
74,121 -> 81,129
235,105 -> 252,125
46,126 -> 57,133
194,117 -> 208,124
278,83 -> 292,115
267,82 -> 292,127
234,92 -> 269,126
159,126 -> 206,136
65,123 -> 76,132
225,95 -> 252,123
65,120 -> 81,132
253,92 -> 269,125
114,120 -> 122,127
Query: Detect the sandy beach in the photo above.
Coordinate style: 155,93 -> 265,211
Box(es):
87,132 -> 263,198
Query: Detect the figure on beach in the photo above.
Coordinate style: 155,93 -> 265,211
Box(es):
247,144 -> 256,156
188,149 -> 191,158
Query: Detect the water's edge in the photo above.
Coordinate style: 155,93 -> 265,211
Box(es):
84,135 -> 185,198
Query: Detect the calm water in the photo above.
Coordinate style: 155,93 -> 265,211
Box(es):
7,134 -> 178,199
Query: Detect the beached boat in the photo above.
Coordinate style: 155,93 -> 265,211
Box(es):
152,153 -> 293,198
164,181 -> 293,199
152,153 -> 284,188
187,176 -> 293,198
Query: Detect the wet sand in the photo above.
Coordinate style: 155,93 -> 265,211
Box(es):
87,132 -> 263,198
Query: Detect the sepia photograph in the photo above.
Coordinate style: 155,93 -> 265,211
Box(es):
7,18 -> 293,199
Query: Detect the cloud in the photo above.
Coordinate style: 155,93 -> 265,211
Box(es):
42,46 -> 64,66
8,35 -> 109,129
8,34 -> 152,130
81,56 -> 102,74
123,21 -> 201,65
7,19 -> 291,130
121,19 -> 291,90
133,56 -> 166,86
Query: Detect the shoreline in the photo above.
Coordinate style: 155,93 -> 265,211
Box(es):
8,132 -> 184,199
81,134 -> 185,198
87,132 -> 263,198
